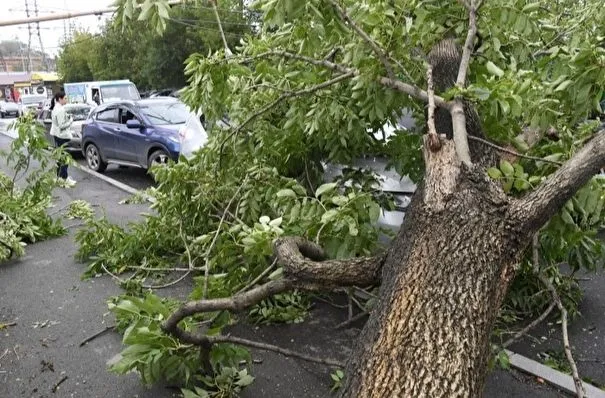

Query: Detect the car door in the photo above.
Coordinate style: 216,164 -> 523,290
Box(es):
112,106 -> 146,164
92,107 -> 120,159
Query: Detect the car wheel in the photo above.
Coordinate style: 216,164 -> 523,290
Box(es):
85,143 -> 107,172
147,149 -> 170,170
0,112 -> 4,118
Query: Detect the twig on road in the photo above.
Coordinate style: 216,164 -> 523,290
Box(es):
79,324 -> 116,347
51,375 -> 68,393
0,321 -> 17,329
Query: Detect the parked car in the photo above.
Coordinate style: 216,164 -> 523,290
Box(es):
0,100 -> 19,118
18,94 -> 47,116
37,103 -> 92,151
81,97 -> 207,172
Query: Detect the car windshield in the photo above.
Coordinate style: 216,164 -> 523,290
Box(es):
138,101 -> 190,125
66,105 -> 91,121
22,96 -> 45,104
100,84 -> 140,101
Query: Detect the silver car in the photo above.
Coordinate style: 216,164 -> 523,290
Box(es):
38,104 -> 93,151
0,100 -> 19,118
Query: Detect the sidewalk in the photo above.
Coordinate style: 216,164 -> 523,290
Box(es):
0,132 -> 598,397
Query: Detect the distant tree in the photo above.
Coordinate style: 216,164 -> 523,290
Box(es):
57,1 -> 254,89
56,32 -> 99,82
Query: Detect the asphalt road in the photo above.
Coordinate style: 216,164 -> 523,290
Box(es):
0,117 -> 155,191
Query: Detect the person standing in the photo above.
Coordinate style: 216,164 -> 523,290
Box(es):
49,91 -> 76,187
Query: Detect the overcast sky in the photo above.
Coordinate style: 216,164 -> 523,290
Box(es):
0,0 -> 114,56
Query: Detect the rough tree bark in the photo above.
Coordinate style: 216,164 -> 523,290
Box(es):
336,37 -> 604,397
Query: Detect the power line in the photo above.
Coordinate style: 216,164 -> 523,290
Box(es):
0,0 -> 183,27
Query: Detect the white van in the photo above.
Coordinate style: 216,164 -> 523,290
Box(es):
64,80 -> 140,107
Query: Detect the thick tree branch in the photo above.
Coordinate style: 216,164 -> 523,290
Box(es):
245,50 -> 449,107
450,100 -> 472,165
326,0 -> 396,80
162,237 -> 384,358
274,237 -> 384,289
448,0 -> 482,166
512,130 -> 605,228
456,0 -> 480,87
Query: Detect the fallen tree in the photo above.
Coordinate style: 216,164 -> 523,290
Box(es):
83,0 -> 605,397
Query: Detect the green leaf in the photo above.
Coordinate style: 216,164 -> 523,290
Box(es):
487,168 -> 503,179
321,209 -> 339,224
315,183 -> 338,198
554,80 -> 573,92
499,160 -> 515,177
276,189 -> 297,198
561,209 -> 575,225
486,61 -> 505,77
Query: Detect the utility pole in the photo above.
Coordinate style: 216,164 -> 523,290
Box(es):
0,48 -> 8,72
24,0 -> 32,72
34,0 -> 47,71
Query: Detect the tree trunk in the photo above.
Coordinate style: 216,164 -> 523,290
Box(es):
340,168 -> 530,397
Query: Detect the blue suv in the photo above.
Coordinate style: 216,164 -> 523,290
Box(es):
81,98 -> 207,172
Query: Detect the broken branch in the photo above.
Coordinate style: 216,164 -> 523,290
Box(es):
210,335 -> 343,368
79,324 -> 115,347
162,237 -> 383,357
512,130 -> 605,229
532,235 -> 586,398
502,301 -> 556,348
204,179 -> 248,298
456,0 -> 481,87
244,50 -> 449,107
467,136 -> 563,165
450,100 -> 472,165
51,375 -> 68,393
327,0 -> 396,79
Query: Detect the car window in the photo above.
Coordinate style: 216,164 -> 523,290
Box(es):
65,106 -> 91,121
118,107 -> 139,125
41,110 -> 51,120
138,101 -> 190,125
95,108 -> 118,123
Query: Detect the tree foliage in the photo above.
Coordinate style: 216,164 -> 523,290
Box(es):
73,0 -> 605,396
0,117 -> 77,261
57,1 -> 254,89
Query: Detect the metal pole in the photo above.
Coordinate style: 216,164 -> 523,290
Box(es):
0,0 -> 183,27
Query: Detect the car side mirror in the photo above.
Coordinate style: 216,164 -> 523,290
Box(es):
126,119 -> 142,129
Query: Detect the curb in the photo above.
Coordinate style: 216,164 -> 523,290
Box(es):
0,125 -> 155,204
71,162 -> 156,204
505,349 -> 605,397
